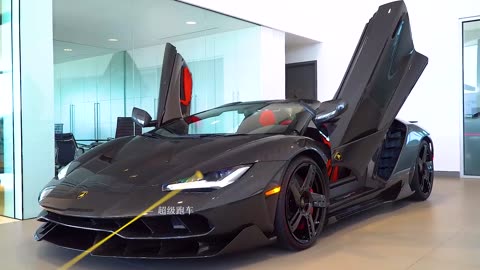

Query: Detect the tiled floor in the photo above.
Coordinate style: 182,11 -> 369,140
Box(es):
0,177 -> 479,270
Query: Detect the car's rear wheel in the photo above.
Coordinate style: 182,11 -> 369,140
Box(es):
410,140 -> 434,201
274,156 -> 328,250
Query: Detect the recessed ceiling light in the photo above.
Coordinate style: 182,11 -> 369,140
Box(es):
185,21 -> 197,25
108,38 -> 119,42
63,48 -> 73,52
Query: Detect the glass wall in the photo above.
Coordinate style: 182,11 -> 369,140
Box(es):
0,0 -> 285,219
463,20 -> 480,176
53,0 -> 261,147
0,0 -> 14,217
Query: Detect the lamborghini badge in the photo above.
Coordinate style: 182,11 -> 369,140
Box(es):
333,151 -> 343,161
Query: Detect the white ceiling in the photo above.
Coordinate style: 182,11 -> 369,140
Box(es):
53,0 -> 255,63
285,33 -> 319,49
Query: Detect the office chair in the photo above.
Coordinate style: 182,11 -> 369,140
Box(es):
55,133 -> 84,169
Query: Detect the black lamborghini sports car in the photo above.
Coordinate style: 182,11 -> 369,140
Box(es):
35,0 -> 433,258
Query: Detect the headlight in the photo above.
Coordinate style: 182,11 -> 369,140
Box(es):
38,186 -> 55,202
57,162 -> 72,180
162,165 -> 251,191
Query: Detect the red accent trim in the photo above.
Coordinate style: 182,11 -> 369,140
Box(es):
326,159 -> 340,182
186,115 -> 201,124
331,167 -> 339,182
326,159 -> 332,175
180,66 -> 192,106
321,136 -> 331,148
280,119 -> 292,125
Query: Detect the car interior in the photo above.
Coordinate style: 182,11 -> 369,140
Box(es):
236,109 -> 295,134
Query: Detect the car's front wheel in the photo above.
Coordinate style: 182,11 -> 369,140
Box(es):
274,156 -> 328,250
410,140 -> 434,201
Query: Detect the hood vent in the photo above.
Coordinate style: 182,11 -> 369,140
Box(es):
99,154 -> 113,163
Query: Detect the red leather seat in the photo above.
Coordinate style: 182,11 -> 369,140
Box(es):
258,109 -> 276,126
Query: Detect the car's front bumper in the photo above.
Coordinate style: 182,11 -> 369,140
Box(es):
34,192 -> 278,258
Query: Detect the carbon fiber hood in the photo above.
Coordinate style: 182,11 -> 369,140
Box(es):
50,134 -> 279,188
39,134 -> 293,217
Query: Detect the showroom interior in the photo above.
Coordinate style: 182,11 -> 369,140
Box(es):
2,0 -> 480,269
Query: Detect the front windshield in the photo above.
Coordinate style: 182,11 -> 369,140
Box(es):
152,102 -> 307,137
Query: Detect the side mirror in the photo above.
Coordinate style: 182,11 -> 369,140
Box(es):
132,107 -> 153,127
314,99 -> 347,125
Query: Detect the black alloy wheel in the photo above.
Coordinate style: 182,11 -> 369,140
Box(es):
411,140 -> 434,201
274,156 -> 328,250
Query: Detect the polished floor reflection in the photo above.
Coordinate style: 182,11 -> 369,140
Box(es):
1,177 -> 479,270
0,216 -> 16,225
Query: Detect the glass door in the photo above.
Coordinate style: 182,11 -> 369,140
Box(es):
55,50 -> 126,144
463,20 -> 480,176
0,0 -> 15,217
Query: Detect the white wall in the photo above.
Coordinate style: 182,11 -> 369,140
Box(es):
180,0 -> 323,41
260,27 -> 286,100
184,0 -> 480,172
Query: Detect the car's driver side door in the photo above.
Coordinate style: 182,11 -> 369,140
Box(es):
325,1 -> 428,182
155,43 -> 193,127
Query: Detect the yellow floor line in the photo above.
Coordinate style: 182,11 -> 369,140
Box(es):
59,171 -> 203,270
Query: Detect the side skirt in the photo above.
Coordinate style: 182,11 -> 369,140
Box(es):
327,197 -> 391,225
327,181 -> 403,224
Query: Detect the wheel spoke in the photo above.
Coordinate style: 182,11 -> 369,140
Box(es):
421,144 -> 428,162
417,168 -> 424,186
311,192 -> 327,208
424,165 -> 432,191
424,177 -> 431,191
290,176 -> 302,206
417,157 -> 424,171
301,164 -> 316,192
289,209 -> 302,231
306,213 -> 316,239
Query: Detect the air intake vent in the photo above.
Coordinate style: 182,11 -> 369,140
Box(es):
376,124 -> 406,180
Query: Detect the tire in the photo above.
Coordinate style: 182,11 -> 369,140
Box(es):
274,156 -> 328,250
410,140 -> 434,201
